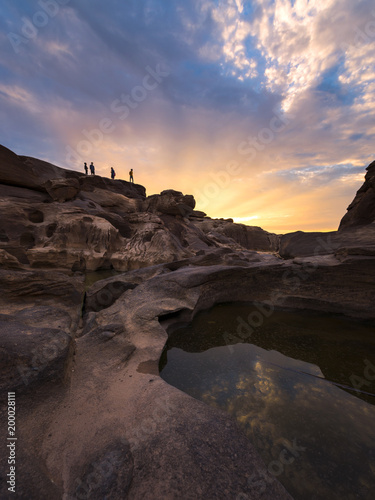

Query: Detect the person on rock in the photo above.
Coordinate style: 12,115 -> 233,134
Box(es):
90,162 -> 95,175
111,167 -> 116,180
129,168 -> 134,183
84,162 -> 88,175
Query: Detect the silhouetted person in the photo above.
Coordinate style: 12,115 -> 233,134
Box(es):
111,167 -> 116,180
84,162 -> 88,175
90,162 -> 95,175
129,168 -> 134,183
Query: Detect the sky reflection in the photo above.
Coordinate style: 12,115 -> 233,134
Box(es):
160,306 -> 375,499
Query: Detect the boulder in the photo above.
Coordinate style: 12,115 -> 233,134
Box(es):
145,189 -> 196,216
44,177 -> 80,202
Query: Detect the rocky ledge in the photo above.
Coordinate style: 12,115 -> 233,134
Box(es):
0,144 -> 374,499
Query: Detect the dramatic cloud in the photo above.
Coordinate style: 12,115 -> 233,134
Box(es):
0,0 -> 374,232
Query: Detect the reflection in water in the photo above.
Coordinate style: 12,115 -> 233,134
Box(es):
159,304 -> 375,500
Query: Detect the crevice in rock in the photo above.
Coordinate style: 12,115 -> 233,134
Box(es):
81,291 -> 87,319
97,214 -> 132,238
84,281 -> 138,313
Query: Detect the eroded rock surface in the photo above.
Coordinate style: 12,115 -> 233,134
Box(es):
0,269 -> 84,392
195,218 -> 280,252
1,145 -> 375,499
145,189 -> 195,216
0,144 -> 279,272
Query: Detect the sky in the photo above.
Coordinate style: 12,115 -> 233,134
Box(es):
0,0 -> 374,233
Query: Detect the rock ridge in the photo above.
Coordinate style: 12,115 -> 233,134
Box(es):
0,144 -> 279,272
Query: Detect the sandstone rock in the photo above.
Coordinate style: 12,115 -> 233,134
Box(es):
279,225 -> 375,259
0,183 -> 50,202
189,210 -> 207,218
0,144 -> 49,191
0,316 -> 72,392
1,142 -> 375,499
195,218 -> 279,252
84,281 -> 138,313
43,177 -> 80,202
95,212 -> 133,238
79,174 -> 146,199
66,441 -> 134,500
339,160 -> 375,229
1,144 -> 283,272
0,249 -> 21,269
0,269 -> 84,394
27,213 -> 121,271
0,143 -> 146,202
78,187 -> 143,213
20,154 -> 77,183
145,189 -> 196,216
0,269 -> 84,312
0,198 -> 46,266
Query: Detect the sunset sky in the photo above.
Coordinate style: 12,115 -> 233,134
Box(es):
1,0 -> 374,233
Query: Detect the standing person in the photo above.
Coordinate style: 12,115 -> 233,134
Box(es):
90,162 -> 95,175
129,168 -> 134,183
111,167 -> 116,180
84,162 -> 88,175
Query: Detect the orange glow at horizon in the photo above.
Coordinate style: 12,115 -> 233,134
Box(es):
61,135 -> 364,235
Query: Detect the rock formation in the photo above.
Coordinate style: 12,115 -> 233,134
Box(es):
1,145 -> 374,500
278,159 -> 375,260
0,144 -> 278,273
339,160 -> 375,229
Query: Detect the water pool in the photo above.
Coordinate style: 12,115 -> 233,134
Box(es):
160,303 -> 375,500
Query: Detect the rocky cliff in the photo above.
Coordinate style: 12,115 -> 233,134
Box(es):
339,159 -> 375,229
277,157 -> 375,260
1,145 -> 374,500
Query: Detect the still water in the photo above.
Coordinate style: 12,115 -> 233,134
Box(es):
159,303 -> 375,500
